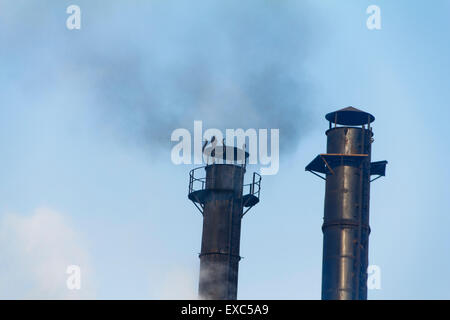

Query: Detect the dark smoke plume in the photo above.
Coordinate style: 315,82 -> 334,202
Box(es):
1,0 -> 320,154
74,0 -> 318,153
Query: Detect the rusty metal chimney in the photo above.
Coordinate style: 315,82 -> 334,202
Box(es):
188,143 -> 261,300
306,107 -> 387,300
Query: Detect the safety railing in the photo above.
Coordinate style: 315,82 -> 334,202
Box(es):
243,172 -> 262,202
188,166 -> 261,201
189,166 -> 208,195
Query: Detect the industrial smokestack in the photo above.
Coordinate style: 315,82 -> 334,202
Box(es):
188,143 -> 261,300
306,107 -> 387,300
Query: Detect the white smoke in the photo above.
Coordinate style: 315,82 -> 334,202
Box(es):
152,267 -> 198,300
0,208 -> 95,299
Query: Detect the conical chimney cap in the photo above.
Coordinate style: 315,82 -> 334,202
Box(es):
325,106 -> 375,126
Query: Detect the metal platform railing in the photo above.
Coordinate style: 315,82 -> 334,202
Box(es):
243,172 -> 261,203
188,166 -> 209,196
188,166 -> 261,200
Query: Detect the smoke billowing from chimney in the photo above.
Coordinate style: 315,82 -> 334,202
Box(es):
75,0 -> 317,154
1,1 -> 321,156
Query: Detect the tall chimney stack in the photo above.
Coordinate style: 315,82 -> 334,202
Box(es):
189,143 -> 261,300
306,107 -> 387,300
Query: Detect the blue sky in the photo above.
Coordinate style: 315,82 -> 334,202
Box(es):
1,0 -> 450,299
